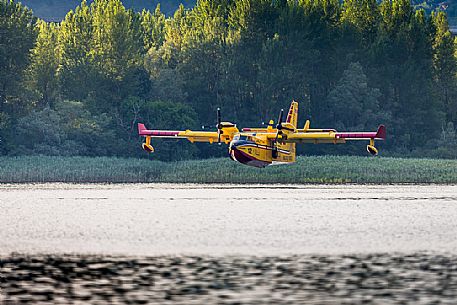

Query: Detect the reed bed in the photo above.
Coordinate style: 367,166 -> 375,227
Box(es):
1,155 -> 457,184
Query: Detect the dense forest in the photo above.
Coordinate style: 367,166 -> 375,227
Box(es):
1,0 -> 457,160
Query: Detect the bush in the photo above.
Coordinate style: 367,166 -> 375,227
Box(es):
13,101 -> 116,156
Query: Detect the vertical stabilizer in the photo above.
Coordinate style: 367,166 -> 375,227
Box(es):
280,100 -> 298,163
286,100 -> 299,128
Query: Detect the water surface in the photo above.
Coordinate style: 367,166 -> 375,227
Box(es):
0,184 -> 456,255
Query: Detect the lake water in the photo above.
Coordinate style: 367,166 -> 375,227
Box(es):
0,183 -> 456,256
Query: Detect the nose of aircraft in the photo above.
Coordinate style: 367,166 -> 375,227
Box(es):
229,140 -> 247,162
229,139 -> 248,154
228,139 -> 270,168
229,139 -> 254,161
228,140 -> 241,160
229,140 -> 241,150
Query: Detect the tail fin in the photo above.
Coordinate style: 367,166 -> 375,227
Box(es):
286,100 -> 299,128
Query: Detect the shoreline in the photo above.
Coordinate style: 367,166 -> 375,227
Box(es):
0,181 -> 457,185
2,155 -> 457,184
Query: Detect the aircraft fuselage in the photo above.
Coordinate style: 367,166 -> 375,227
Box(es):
228,134 -> 296,168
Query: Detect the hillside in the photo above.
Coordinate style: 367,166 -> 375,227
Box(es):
413,0 -> 457,25
20,0 -> 195,21
19,0 -> 457,24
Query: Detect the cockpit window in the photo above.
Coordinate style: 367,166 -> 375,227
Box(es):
234,134 -> 250,141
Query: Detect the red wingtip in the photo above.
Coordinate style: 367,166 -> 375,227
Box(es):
138,123 -> 147,135
376,125 -> 386,140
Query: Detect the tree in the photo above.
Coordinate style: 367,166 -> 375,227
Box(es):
14,100 -> 116,156
369,1 -> 442,150
87,0 -> 147,112
90,0 -> 143,79
121,99 -> 199,160
57,0 -> 94,101
0,0 -> 36,111
0,0 -> 36,155
431,12 -> 457,123
341,0 -> 380,45
325,62 -> 387,130
15,106 -> 66,155
2,0 -> 457,159
28,20 -> 59,107
141,4 -> 166,51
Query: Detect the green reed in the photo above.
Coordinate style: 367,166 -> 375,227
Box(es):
1,155 -> 457,183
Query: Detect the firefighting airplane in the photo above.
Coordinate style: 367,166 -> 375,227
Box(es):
138,101 -> 386,168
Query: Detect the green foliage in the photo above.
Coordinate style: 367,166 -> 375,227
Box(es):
0,0 -> 36,112
130,101 -> 198,161
57,0 -> 94,100
2,155 -> 457,183
90,0 -> 142,78
342,0 -> 379,44
431,12 -> 457,122
141,4 -> 166,51
14,101 -> 115,156
1,0 -> 457,161
15,106 -> 66,155
325,62 -> 387,130
27,20 -> 59,107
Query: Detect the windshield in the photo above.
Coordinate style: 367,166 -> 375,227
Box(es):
233,135 -> 249,141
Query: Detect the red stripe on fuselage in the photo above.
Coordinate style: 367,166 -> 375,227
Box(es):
232,148 -> 270,168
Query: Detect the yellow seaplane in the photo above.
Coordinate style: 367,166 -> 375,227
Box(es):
138,101 -> 386,168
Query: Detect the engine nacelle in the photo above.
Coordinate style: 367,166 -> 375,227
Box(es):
367,144 -> 378,156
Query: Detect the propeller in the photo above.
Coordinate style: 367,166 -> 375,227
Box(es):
272,109 -> 284,159
216,107 -> 222,143
202,108 -> 234,144
275,108 -> 284,143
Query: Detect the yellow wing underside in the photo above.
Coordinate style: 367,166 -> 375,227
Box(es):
144,130 -> 378,144
141,123 -> 384,145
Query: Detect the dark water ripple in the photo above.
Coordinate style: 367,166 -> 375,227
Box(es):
1,253 -> 457,304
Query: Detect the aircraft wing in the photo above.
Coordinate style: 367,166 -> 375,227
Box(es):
270,125 -> 386,144
138,123 -> 222,144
